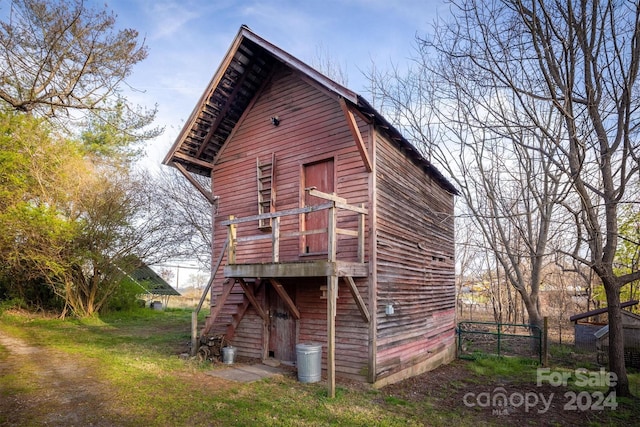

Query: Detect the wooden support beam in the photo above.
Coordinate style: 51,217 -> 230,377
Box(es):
190,311 -> 198,357
327,274 -> 338,398
272,216 -> 280,262
339,97 -> 372,173
173,161 -> 218,205
204,280 -> 235,335
172,151 -> 215,170
335,201 -> 368,215
327,205 -> 337,263
237,279 -> 268,321
228,216 -> 236,264
358,204 -> 365,263
344,276 -> 370,323
268,279 -> 300,319
306,187 -> 347,204
225,260 -> 368,278
195,238 -> 229,315
327,202 -> 338,398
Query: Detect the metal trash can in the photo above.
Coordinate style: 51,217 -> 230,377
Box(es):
222,346 -> 236,364
296,343 -> 322,383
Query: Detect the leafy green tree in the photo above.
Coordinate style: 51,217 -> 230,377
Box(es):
0,0 -> 169,317
0,109 -> 174,316
0,111 -> 82,309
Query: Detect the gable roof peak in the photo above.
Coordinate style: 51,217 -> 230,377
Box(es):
162,26 -> 458,195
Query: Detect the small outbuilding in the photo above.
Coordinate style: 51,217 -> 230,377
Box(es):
163,26 -> 457,396
128,263 -> 181,308
570,300 -> 640,368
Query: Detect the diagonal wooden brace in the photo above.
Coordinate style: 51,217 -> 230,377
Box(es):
237,279 -> 268,321
268,278 -> 300,319
344,276 -> 370,323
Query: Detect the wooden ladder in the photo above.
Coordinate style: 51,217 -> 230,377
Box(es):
256,154 -> 276,229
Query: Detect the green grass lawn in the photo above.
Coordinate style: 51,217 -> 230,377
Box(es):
1,308 -> 638,426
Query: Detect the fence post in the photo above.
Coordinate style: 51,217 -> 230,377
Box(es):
190,311 -> 198,357
542,316 -> 548,366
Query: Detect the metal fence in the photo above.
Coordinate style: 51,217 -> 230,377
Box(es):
457,321 -> 543,364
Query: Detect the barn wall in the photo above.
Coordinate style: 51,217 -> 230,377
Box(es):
212,66 -> 370,264
208,66 -> 371,378
281,277 -> 370,381
374,132 -> 456,381
233,309 -> 265,359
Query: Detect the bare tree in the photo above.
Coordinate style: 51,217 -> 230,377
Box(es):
455,218 -> 484,318
370,0 -> 640,396
0,0 -> 150,127
311,43 -> 349,86
151,167 -> 213,269
368,43 -> 568,341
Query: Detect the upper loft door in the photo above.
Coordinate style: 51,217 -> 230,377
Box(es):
303,158 -> 334,254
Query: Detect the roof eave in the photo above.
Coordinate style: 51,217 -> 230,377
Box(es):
162,25 -> 359,171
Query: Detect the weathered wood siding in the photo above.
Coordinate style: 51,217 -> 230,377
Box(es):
212,66 -> 370,264
208,66 -> 371,377
232,308 -> 265,359
268,277 -> 371,381
374,132 -> 456,380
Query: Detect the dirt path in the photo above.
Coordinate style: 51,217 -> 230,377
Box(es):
0,331 -> 128,426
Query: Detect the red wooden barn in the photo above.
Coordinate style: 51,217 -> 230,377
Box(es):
163,26 -> 457,395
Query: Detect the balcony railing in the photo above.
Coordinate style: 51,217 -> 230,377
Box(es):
219,188 -> 367,265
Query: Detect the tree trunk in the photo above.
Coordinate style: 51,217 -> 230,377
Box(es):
604,284 -> 630,396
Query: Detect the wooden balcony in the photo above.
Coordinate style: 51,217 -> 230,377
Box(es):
219,188 -> 368,279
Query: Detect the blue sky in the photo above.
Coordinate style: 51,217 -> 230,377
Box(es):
104,0 -> 448,168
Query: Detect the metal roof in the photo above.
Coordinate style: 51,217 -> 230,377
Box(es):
163,25 -> 458,195
569,300 -> 639,322
129,264 -> 181,296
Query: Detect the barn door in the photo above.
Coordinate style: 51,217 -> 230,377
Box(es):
268,283 -> 296,362
303,158 -> 335,254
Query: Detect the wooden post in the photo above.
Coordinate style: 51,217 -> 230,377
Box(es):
327,274 -> 338,398
543,316 -> 548,367
327,203 -> 338,398
228,216 -> 236,264
327,205 -> 337,262
190,311 -> 198,357
272,216 -> 280,262
357,204 -> 365,263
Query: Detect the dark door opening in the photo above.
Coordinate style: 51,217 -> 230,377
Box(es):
268,283 -> 297,363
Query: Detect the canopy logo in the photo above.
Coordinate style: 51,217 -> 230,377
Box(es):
463,367 -> 618,416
